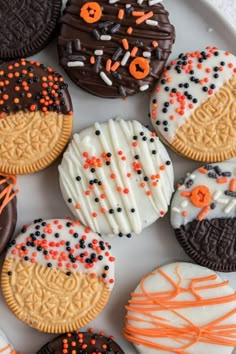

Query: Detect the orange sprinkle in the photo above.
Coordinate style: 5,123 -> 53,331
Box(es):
198,205 -> 211,221
182,211 -> 188,217
146,191 -> 152,196
122,38 -> 129,50
117,187 -> 122,192
106,59 -> 112,72
229,179 -> 236,192
111,61 -> 120,72
136,11 -> 153,25
160,165 -> 165,171
180,191 -> 191,197
127,27 -> 133,34
90,56 -> 95,65
198,167 -> 207,174
217,177 -> 228,184
140,183 -> 145,188
132,11 -> 145,16
131,47 -> 139,57
13,98 -> 19,104
152,41 -> 159,48
118,9 -> 124,20
2,94 -> 9,100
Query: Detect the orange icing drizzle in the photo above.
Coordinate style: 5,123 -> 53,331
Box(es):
0,174 -> 18,214
0,344 -> 19,353
123,265 -> 236,353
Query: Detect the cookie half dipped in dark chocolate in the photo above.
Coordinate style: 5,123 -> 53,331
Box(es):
0,174 -> 17,255
37,331 -> 125,353
171,162 -> 236,272
58,0 -> 175,98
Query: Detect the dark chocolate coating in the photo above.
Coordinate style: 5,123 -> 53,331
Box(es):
0,60 -> 73,114
0,0 -> 62,60
37,331 -> 125,354
175,218 -> 236,272
0,181 -> 17,255
58,0 -> 175,98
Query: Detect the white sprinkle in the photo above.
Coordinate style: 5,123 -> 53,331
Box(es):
67,61 -> 84,67
218,198 -> 229,204
224,200 -> 236,213
146,19 -> 158,26
186,173 -> 190,177
125,4 -> 131,8
181,200 -> 188,208
100,72 -> 113,86
178,185 -> 185,191
137,0 -> 144,3
100,35 -> 112,41
94,50 -> 103,56
139,84 -> 149,92
213,190 -> 222,201
121,51 -> 131,66
189,174 -> 196,180
143,51 -> 151,58
148,0 -> 162,5
208,28 -> 214,33
172,207 -> 180,213
109,0 -> 119,3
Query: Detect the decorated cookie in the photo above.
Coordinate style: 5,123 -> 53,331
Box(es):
150,46 -> 236,162
37,329 -> 125,354
0,0 -> 62,60
123,262 -> 236,354
58,0 -> 175,98
59,118 -> 174,237
0,329 -> 17,354
2,219 -> 115,333
0,174 -> 17,255
0,59 -> 73,175
171,162 -> 236,272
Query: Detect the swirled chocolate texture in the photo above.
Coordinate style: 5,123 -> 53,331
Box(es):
0,0 -> 62,60
58,0 -> 175,98
37,331 -> 125,354
0,59 -> 73,175
0,178 -> 17,255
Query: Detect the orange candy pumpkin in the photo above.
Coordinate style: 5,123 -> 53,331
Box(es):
190,185 -> 211,208
129,57 -> 150,80
80,2 -> 102,24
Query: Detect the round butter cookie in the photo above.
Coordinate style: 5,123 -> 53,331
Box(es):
124,262 -> 236,354
2,219 -> 115,333
150,47 -> 236,162
59,118 -> 174,237
171,162 -> 236,272
58,0 -> 175,98
37,330 -> 125,354
0,59 -> 73,175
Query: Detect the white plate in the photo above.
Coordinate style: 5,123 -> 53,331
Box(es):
1,0 -> 236,353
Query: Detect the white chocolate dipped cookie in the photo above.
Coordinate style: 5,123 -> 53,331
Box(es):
150,47 -> 236,162
2,219 -> 115,333
59,118 -> 174,237
171,162 -> 236,272
123,262 -> 236,354
0,330 -> 16,354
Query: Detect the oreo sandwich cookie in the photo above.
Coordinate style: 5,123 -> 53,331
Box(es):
0,174 -> 17,255
37,330 -> 125,354
171,162 -> 236,272
0,329 -> 16,354
0,0 -> 62,60
59,118 -> 174,237
150,46 -> 236,162
58,0 -> 175,98
2,219 -> 115,333
124,262 -> 236,354
0,59 -> 73,175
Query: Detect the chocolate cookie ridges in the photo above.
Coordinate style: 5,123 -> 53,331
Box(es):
59,118 -> 174,237
0,59 -> 73,175
58,0 -> 175,98
150,47 -> 236,162
2,219 -> 115,333
37,330 -> 125,354
0,175 -> 17,255
0,0 -> 62,60
171,162 -> 236,271
124,262 -> 236,354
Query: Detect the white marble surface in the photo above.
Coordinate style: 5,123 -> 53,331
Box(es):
209,0 -> 236,27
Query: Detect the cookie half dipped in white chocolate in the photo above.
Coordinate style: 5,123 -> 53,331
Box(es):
59,118 -> 174,237
124,262 -> 236,354
150,47 -> 236,162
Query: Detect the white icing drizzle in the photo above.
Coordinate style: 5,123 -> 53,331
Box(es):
59,118 -> 174,236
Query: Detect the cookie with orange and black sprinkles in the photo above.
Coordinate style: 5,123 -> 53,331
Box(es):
150,46 -> 236,162
58,0 -> 175,98
0,59 -> 73,175
171,161 -> 236,272
0,0 -> 62,60
37,329 -> 125,353
2,219 -> 115,333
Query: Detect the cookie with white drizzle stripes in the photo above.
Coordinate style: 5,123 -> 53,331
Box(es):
171,162 -> 236,272
59,118 -> 174,237
2,219 -> 115,333
58,0 -> 175,98
150,46 -> 236,162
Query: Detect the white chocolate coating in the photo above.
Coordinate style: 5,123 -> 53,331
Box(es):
171,162 -> 236,228
59,118 -> 174,236
6,219 -> 115,289
150,47 -> 236,142
124,262 -> 236,354
0,330 -> 14,354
